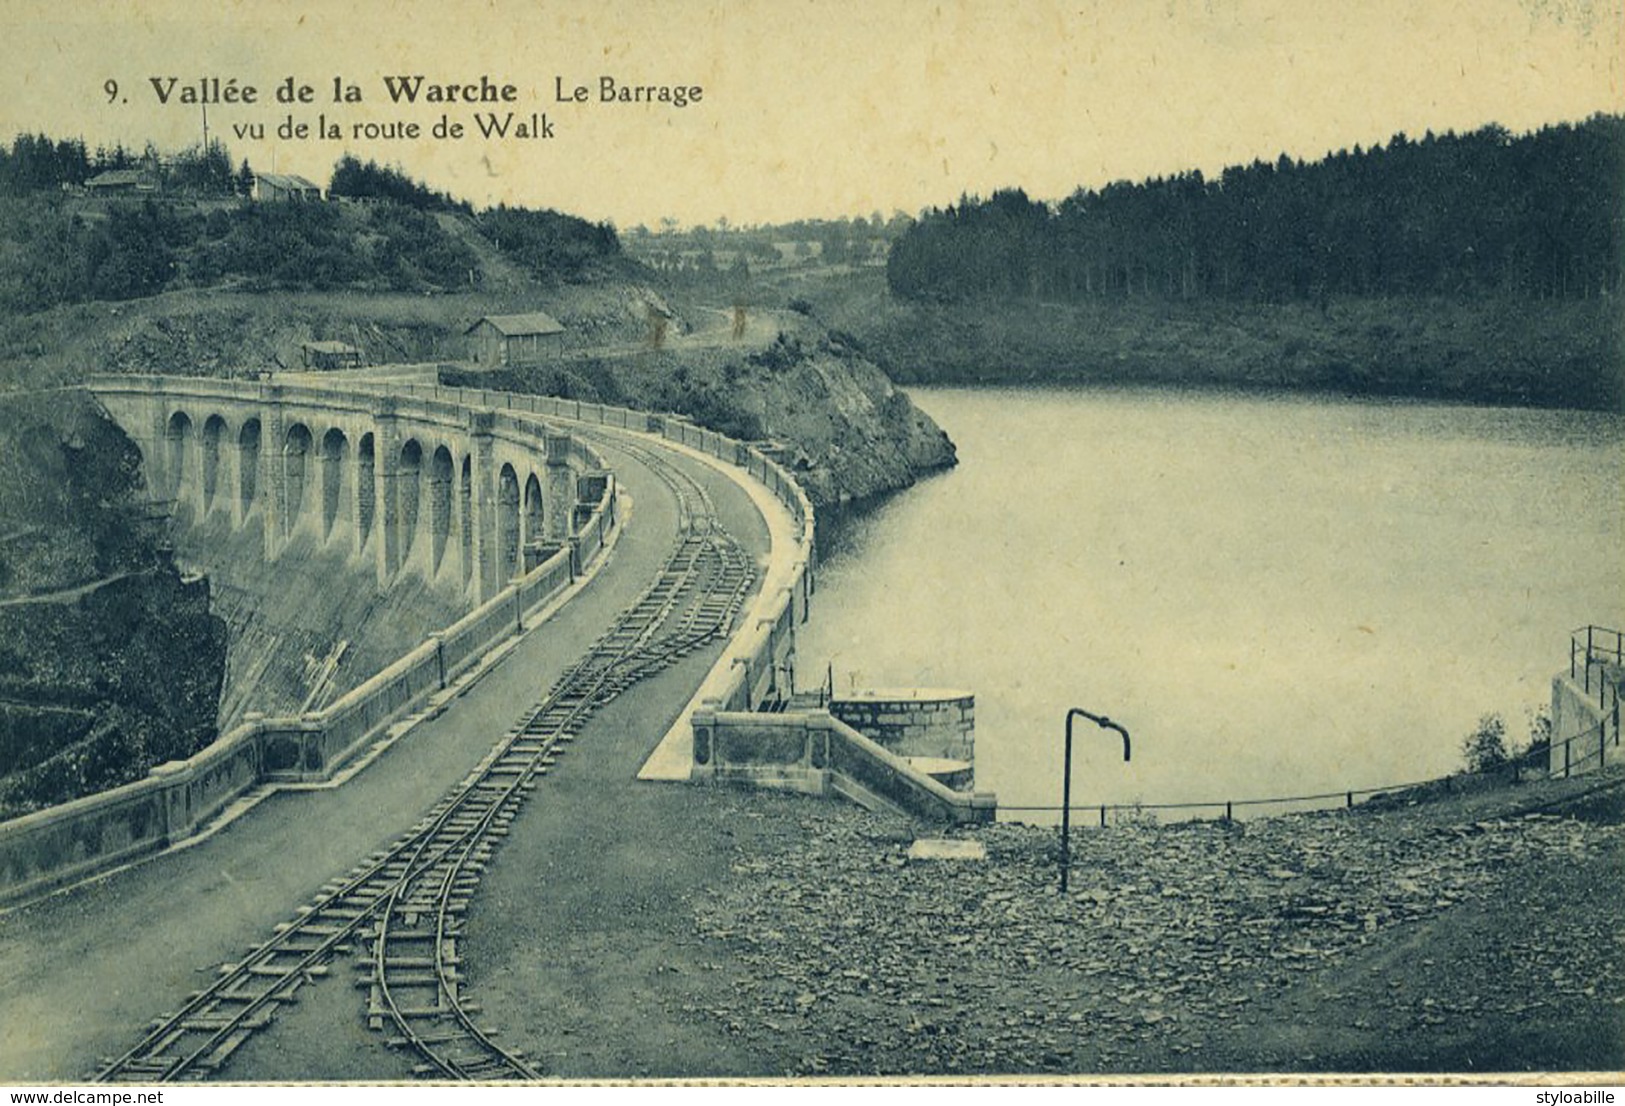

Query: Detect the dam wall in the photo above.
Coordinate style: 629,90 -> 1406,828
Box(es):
0,370 -> 982,906
0,376 -> 618,907
93,376 -> 605,605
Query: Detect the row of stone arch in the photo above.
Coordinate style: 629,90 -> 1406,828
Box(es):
162,409 -> 550,592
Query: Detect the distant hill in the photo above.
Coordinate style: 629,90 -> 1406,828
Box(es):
721,118 -> 1623,412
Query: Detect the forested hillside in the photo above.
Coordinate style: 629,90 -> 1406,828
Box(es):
888,117 -> 1623,305
0,139 -> 623,312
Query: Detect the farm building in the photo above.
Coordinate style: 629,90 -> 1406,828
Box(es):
300,341 -> 364,371
465,312 -> 565,367
254,173 -> 322,202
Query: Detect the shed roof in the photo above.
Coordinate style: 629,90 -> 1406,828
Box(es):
86,169 -> 152,188
257,172 -> 322,192
466,312 -> 565,337
301,340 -> 360,354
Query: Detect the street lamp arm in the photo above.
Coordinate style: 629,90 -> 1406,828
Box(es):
1066,707 -> 1131,761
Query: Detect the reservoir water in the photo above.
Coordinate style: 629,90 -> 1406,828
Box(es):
798,386 -> 1625,820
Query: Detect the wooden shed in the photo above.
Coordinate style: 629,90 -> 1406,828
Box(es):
465,312 -> 565,367
85,169 -> 157,194
254,173 -> 322,202
300,340 -> 363,371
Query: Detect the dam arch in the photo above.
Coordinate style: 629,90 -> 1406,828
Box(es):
284,423 -> 312,535
356,433 -> 375,550
498,463 -> 521,580
321,428 -> 349,542
238,419 -> 261,520
523,472 -> 544,565
399,439 -> 423,563
165,411 -> 192,503
459,455 -> 473,587
201,415 -> 225,514
430,445 -> 454,576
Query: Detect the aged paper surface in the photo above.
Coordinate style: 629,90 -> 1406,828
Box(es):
0,0 -> 1620,1088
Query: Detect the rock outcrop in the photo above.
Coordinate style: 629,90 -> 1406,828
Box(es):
445,308 -> 956,509
0,391 -> 226,818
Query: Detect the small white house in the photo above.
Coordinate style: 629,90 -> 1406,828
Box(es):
85,168 -> 157,194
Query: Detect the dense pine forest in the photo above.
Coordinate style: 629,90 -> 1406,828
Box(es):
887,117 -> 1623,306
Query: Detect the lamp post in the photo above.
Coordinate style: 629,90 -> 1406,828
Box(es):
1060,707 -> 1131,894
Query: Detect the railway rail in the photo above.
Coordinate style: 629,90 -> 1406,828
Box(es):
93,429 -> 757,1083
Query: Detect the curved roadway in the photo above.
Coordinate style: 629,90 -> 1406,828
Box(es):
0,420 -> 774,1081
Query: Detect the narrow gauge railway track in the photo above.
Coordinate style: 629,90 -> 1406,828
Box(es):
93,430 -> 757,1083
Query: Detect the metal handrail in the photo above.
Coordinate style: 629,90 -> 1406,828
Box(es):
1571,625 -> 1625,694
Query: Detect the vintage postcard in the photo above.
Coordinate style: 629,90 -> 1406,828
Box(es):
0,0 -> 1620,1090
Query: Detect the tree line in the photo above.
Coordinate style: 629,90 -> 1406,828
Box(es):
0,133 -> 626,308
887,116 -> 1624,305
477,205 -> 622,281
0,195 -> 485,309
328,154 -> 470,212
0,133 -> 249,197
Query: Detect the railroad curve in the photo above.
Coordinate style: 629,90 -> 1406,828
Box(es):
93,429 -> 756,1083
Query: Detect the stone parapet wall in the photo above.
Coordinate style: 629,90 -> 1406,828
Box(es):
830,690 -> 975,765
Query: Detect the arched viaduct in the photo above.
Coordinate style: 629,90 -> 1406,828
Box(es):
94,377 -> 601,603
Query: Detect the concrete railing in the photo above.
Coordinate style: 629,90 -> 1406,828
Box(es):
0,379 -> 619,907
691,709 -> 995,824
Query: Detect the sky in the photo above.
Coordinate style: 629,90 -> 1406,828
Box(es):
2,0 -> 1621,228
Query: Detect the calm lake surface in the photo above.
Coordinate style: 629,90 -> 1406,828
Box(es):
799,386 -> 1625,820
